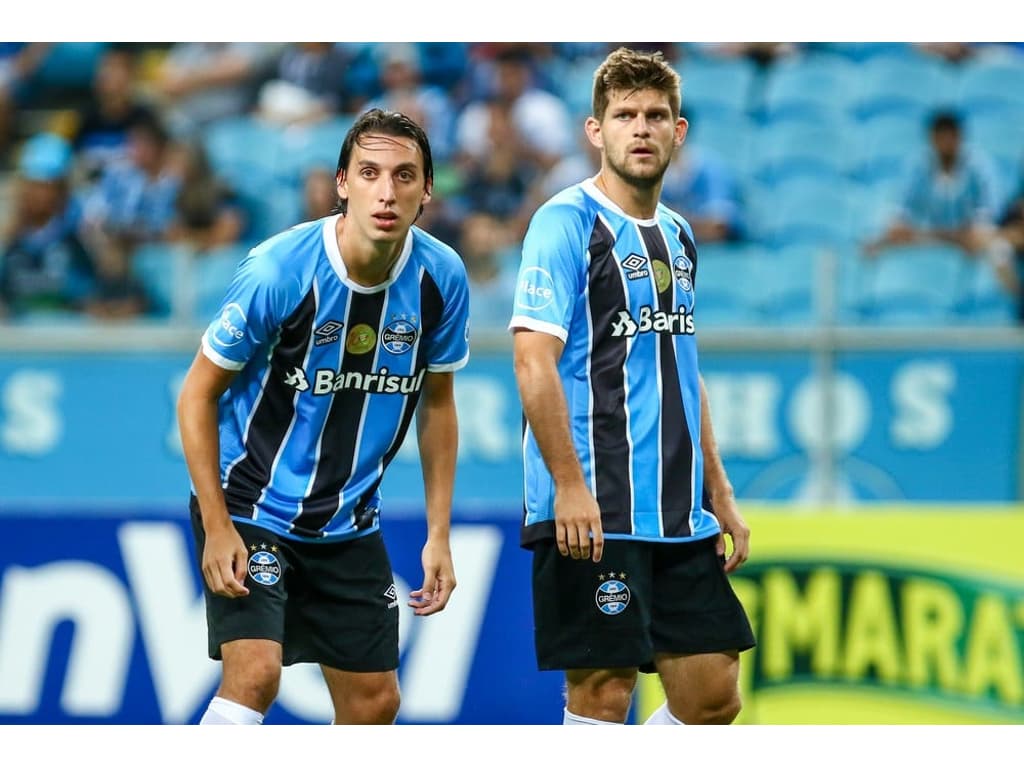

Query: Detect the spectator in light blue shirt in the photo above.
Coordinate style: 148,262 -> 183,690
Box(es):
866,109 -> 999,257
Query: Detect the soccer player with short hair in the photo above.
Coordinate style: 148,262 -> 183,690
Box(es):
509,47 -> 755,726
177,108 -> 469,725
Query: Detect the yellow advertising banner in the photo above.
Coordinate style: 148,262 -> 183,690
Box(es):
637,505 -> 1024,724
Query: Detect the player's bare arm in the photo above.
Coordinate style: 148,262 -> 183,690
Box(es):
513,329 -> 604,563
409,370 -> 458,616
177,349 -> 249,598
699,375 -> 749,572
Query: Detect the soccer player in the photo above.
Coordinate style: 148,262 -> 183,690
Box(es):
177,109 -> 469,725
509,48 -> 755,726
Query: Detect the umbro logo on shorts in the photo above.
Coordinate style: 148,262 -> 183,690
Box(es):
384,583 -> 398,609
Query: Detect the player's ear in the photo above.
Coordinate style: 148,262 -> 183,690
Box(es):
675,116 -> 689,148
421,176 -> 433,206
585,116 -> 603,149
336,170 -> 348,203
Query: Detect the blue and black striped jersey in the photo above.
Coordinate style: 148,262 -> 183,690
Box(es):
510,178 -> 719,546
200,215 -> 470,542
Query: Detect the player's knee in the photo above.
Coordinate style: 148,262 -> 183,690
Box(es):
221,663 -> 281,713
566,670 -> 636,723
684,687 -> 742,725
344,683 -> 400,724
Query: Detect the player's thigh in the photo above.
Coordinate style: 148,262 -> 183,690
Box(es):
219,638 -> 284,693
320,665 -> 400,721
285,530 -> 400,672
654,649 -> 740,719
531,538 -> 655,671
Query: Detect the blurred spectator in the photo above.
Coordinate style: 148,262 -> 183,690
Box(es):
155,43 -> 281,136
452,101 -> 537,241
0,43 -> 52,168
0,133 -> 95,318
865,110 -> 999,258
255,43 -> 347,127
165,140 -> 246,251
302,167 -> 338,221
526,125 -> 601,211
455,45 -> 573,173
70,44 -> 159,183
82,112 -> 180,246
988,189 -> 1024,321
914,43 -> 977,64
694,42 -> 798,67
371,43 -> 456,162
458,212 -> 520,333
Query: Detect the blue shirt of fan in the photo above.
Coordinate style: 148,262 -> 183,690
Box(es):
509,177 -> 720,545
200,214 -> 470,542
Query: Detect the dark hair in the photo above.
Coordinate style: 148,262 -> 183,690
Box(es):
929,109 -> 962,133
332,108 -> 433,216
592,47 -> 681,122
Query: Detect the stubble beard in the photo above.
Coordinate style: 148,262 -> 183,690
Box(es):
605,151 -> 670,191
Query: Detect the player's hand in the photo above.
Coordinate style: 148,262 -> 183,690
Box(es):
554,482 -> 604,562
202,523 -> 250,598
409,537 -> 456,616
711,493 -> 750,573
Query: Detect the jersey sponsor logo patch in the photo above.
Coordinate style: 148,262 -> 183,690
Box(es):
314,319 -> 344,346
610,305 -> 695,338
381,317 -> 418,355
653,260 -> 672,293
515,266 -> 555,311
248,547 -> 282,587
595,576 -> 630,615
211,303 -> 247,348
673,254 -> 693,292
346,323 -> 377,355
312,366 -> 426,395
621,253 -> 650,280
284,366 -> 309,392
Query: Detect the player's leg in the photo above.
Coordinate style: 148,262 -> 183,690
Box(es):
295,530 -> 401,724
652,650 -> 741,724
531,538 -> 654,724
320,667 -> 400,724
564,668 -> 637,724
647,536 -> 755,725
191,508 -> 289,724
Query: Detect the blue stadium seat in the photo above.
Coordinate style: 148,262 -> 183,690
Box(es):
845,113 -> 922,185
131,242 -> 194,319
750,243 -> 821,325
192,245 -> 251,324
203,116 -> 282,195
956,58 -> 1024,115
683,112 -> 756,178
749,118 -> 850,185
860,243 -> 972,325
677,56 -> 758,120
759,178 -> 854,249
692,243 -> 765,326
954,258 -> 1019,326
759,54 -> 857,123
275,114 -> 356,185
848,53 -> 958,122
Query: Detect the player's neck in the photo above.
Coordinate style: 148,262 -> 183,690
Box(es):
594,169 -> 661,220
336,215 -> 405,287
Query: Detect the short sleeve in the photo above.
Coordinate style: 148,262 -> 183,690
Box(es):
423,258 -> 471,373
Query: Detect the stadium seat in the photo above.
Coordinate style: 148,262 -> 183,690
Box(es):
749,243 -> 822,326
192,244 -> 251,324
848,53 -> 958,122
860,242 -> 972,325
203,116 -> 283,194
683,112 -> 756,179
275,114 -> 356,186
759,54 -> 857,123
845,113 -> 922,185
759,178 -> 854,249
957,58 -> 1024,116
677,56 -> 759,121
749,118 -> 850,186
954,258 -> 1019,326
692,243 -> 766,327
131,242 -> 195,320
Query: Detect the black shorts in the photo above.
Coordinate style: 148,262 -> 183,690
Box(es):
531,534 -> 756,672
190,498 -> 399,672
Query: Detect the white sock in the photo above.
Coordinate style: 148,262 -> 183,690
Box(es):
643,702 -> 685,725
563,707 -> 623,725
199,695 -> 265,725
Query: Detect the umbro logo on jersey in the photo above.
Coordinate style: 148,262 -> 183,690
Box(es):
284,366 -> 309,392
621,253 -> 650,280
610,305 -> 695,338
314,319 -> 344,346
